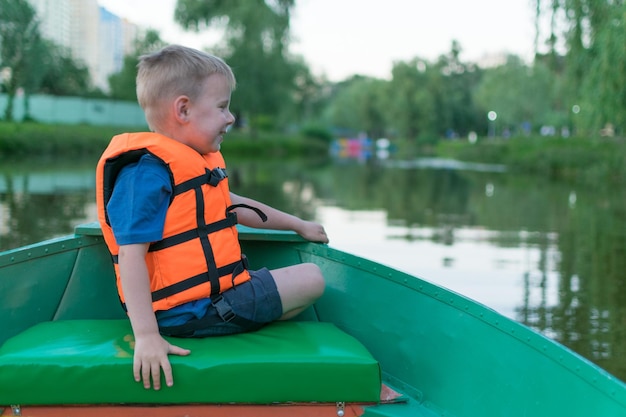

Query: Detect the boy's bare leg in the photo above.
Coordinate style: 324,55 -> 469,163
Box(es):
270,263 -> 325,320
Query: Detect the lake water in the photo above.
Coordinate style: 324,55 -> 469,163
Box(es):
1,153 -> 625,382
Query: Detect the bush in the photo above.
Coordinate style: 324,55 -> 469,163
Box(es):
300,124 -> 334,144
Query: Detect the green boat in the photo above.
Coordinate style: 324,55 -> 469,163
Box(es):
1,223 -> 625,417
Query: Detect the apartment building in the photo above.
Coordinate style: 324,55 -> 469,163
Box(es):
27,0 -> 138,92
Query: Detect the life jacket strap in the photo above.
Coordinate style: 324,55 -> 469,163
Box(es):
119,256 -> 249,313
158,293 -> 262,337
174,167 -> 227,195
148,212 -> 238,252
226,203 -> 268,222
110,212 -> 240,264
150,257 -> 248,303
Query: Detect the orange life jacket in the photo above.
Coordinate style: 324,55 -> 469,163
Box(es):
96,132 -> 257,312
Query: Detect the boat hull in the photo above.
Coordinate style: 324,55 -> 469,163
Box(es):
1,223 -> 625,416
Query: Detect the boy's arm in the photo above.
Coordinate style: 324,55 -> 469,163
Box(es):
230,192 -> 329,243
118,243 -> 191,390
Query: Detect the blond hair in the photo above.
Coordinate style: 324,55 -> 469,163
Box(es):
136,45 -> 236,130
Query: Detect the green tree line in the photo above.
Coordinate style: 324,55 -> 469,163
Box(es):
1,0 -> 624,140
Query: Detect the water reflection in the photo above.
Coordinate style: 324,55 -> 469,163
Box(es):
1,156 -> 625,381
0,160 -> 96,249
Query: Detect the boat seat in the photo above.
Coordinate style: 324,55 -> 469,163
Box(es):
0,319 -> 381,406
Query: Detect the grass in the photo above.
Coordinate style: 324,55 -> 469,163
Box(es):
0,122 -> 329,160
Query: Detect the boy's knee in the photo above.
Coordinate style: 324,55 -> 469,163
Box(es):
304,263 -> 325,298
271,263 -> 325,305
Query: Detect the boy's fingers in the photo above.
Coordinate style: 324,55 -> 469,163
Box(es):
162,344 -> 190,387
151,362 -> 161,390
132,344 -> 190,389
142,362 -> 153,389
133,359 -> 141,383
169,344 -> 191,356
161,360 -> 174,388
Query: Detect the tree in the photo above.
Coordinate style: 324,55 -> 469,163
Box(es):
431,41 -> 484,138
576,3 -> 626,134
323,76 -> 388,138
474,56 -> 560,136
20,29 -> 47,120
277,55 -> 327,127
38,42 -> 93,97
388,59 -> 437,140
174,0 -> 298,136
535,0 -> 626,135
0,0 -> 42,121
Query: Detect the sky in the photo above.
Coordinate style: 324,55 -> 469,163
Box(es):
98,0 -> 538,81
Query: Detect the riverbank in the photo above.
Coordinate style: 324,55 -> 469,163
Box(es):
435,136 -> 626,188
0,122 -> 328,159
1,122 -> 624,188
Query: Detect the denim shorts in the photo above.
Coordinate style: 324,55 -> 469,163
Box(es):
163,268 -> 283,338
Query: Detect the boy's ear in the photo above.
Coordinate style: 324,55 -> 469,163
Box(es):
173,96 -> 190,123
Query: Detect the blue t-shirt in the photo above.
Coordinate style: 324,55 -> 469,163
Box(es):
106,154 -> 172,245
107,153 -> 210,325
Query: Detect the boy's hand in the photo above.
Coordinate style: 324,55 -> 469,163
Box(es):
133,333 -> 191,390
296,220 -> 329,243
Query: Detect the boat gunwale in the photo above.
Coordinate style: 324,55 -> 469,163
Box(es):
0,234 -> 103,268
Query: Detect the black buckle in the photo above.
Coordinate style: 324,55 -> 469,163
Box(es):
206,167 -> 227,186
212,294 -> 236,322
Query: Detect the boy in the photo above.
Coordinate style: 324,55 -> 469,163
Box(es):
95,45 -> 328,391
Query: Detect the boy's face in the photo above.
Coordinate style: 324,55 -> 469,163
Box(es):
182,74 -> 235,154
